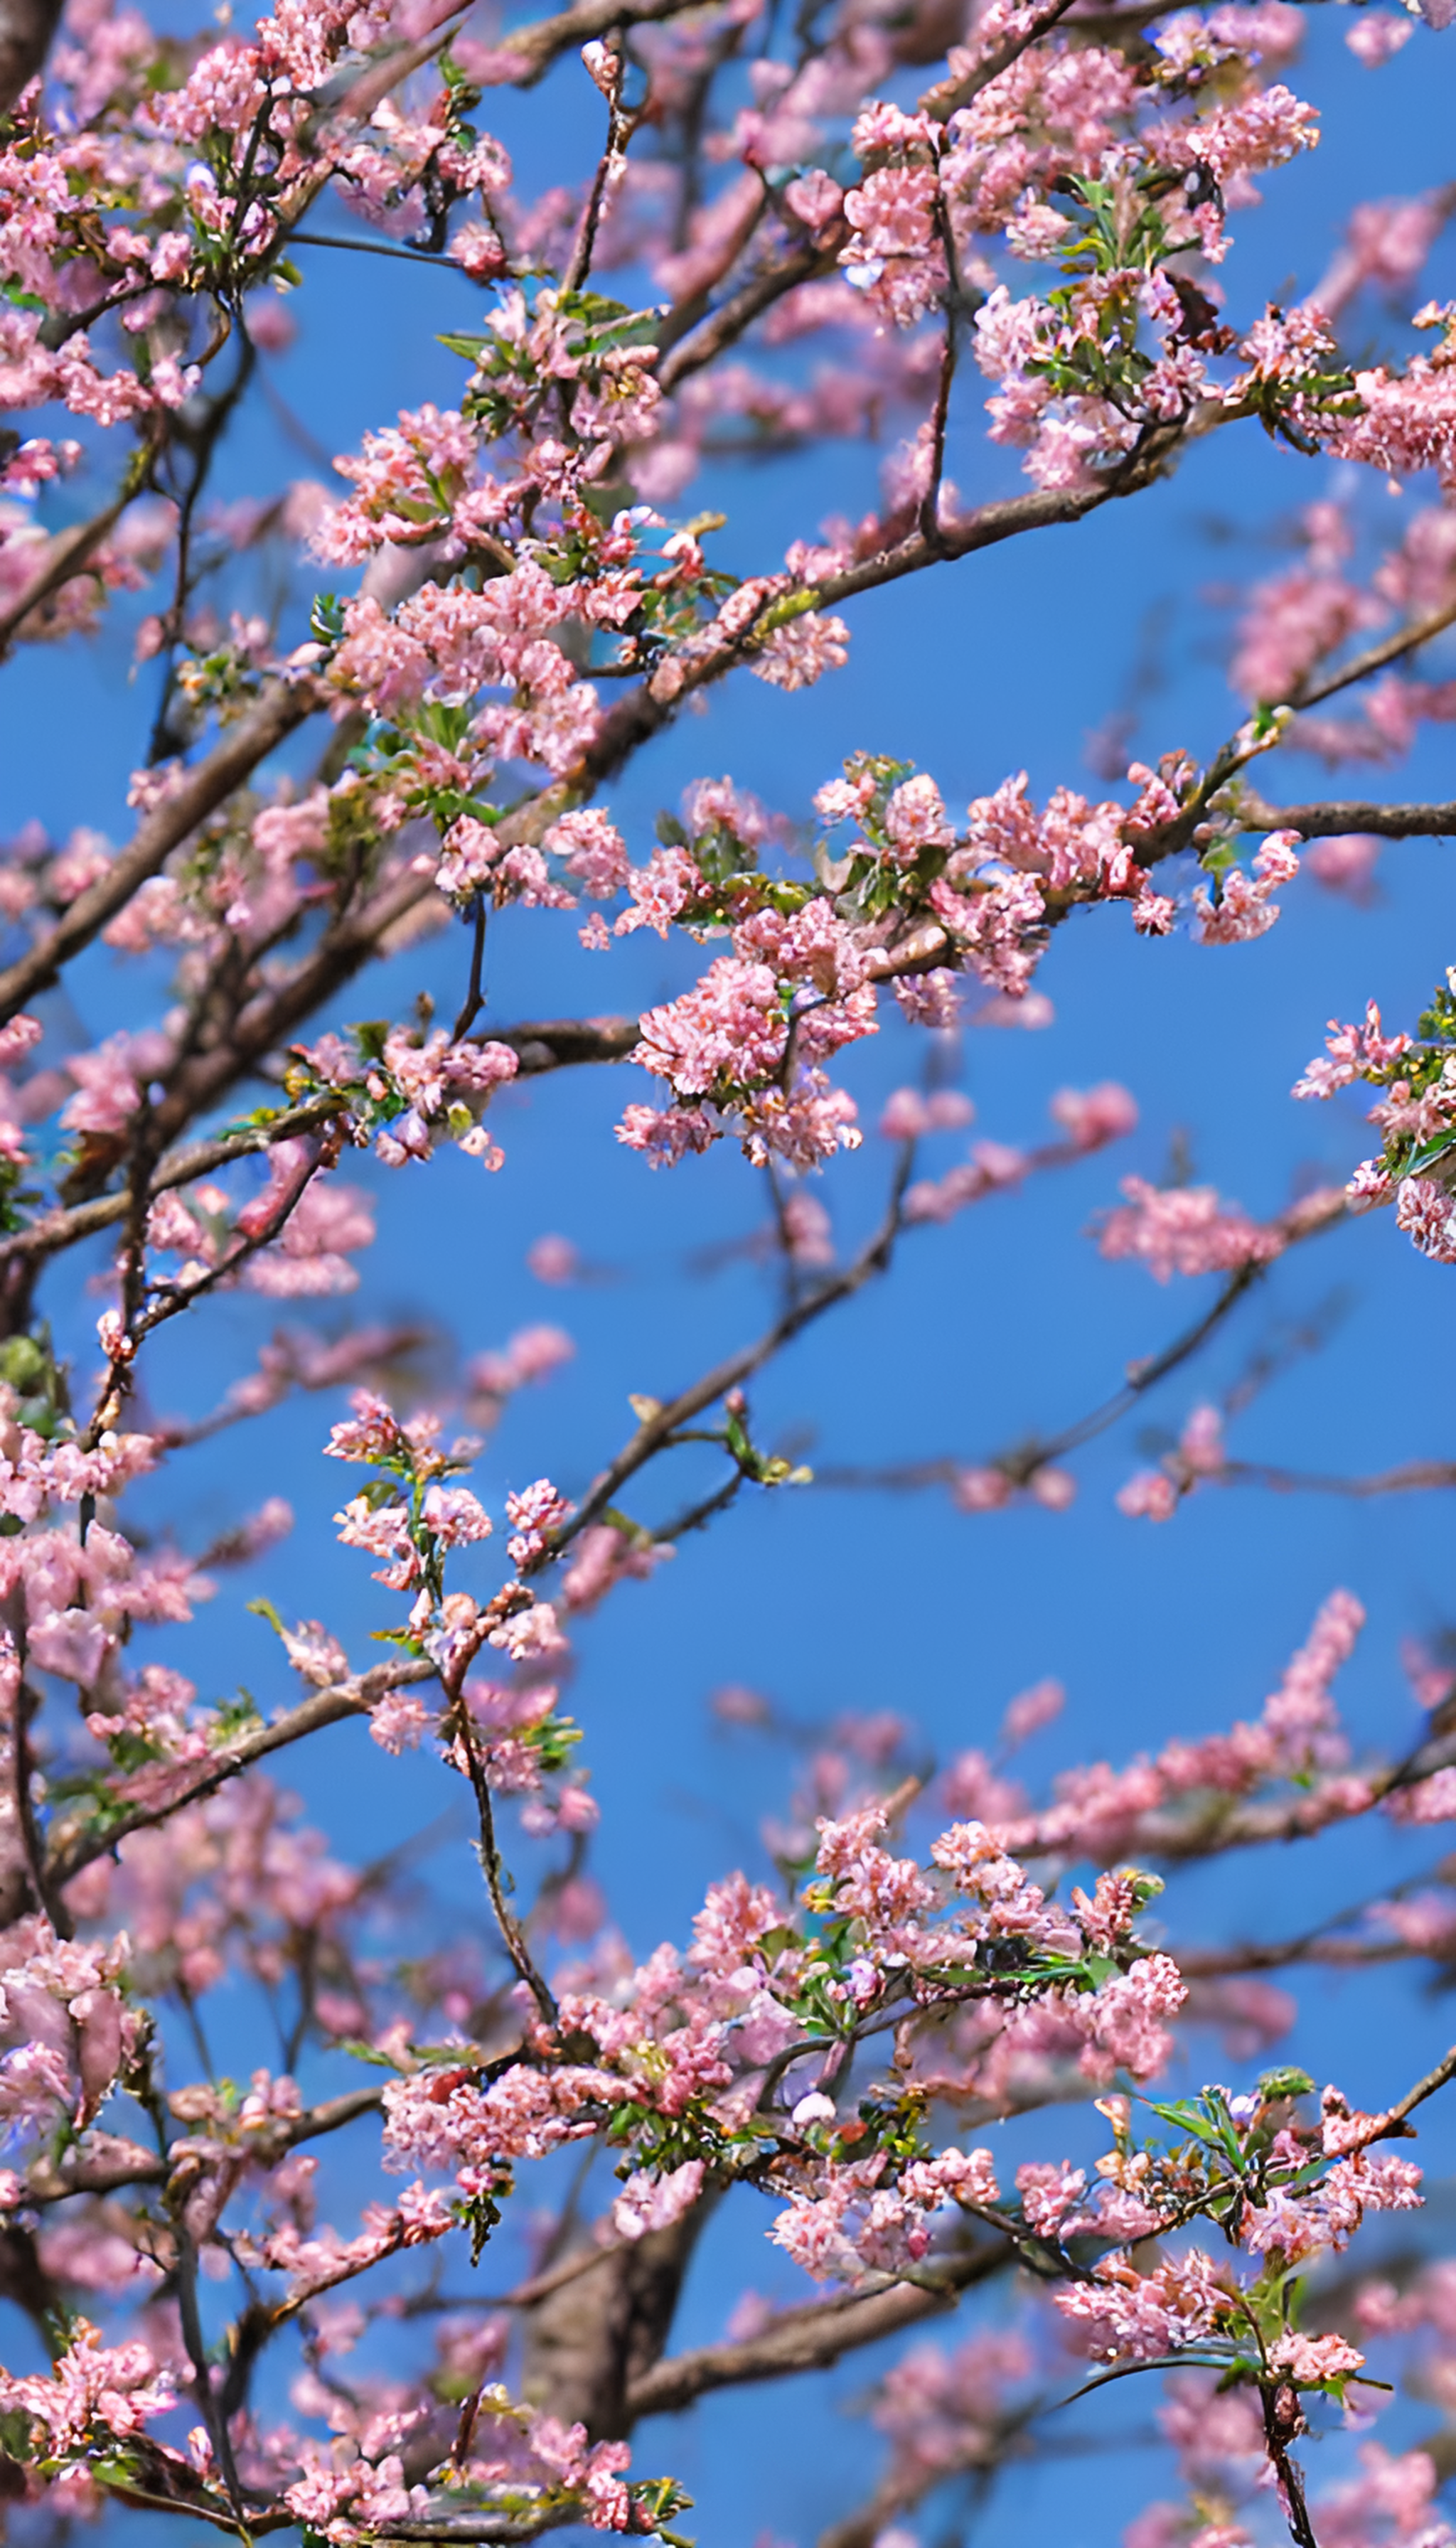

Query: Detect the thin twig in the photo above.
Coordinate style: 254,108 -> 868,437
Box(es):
813,1191 -> 1345,1499
0,1093 -> 347,1272
1387,2039 -> 1456,2128
543,1145 -> 917,1561
451,897 -> 489,1042
291,228 -> 474,269
447,1691 -> 558,2028
1289,594 -> 1456,713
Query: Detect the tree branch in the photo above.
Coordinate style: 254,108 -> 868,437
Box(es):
45,1656 -> 438,1888
484,0 -> 733,85
657,233 -> 840,385
1289,594 -> 1456,714
815,1192 -> 1345,1499
23,2082 -> 383,2202
0,1093 -> 347,1273
1238,796 -> 1456,840
624,2238 -> 1009,2420
0,480 -> 141,655
0,680 -> 321,1026
545,1148 -> 917,1560
1208,1456 -> 1456,1499
1387,2040 -> 1456,2129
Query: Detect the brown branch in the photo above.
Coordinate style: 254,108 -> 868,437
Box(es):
576,409 -> 1206,809
1209,1457 -> 1456,1499
44,1656 -> 438,1888
1172,1866 -> 1454,1976
1288,594 -> 1456,714
816,1191 -> 1345,1498
0,481 -> 141,655
545,1148 -> 917,1561
1178,1937 -> 1408,1978
1238,796 -> 1456,841
657,234 -> 839,385
624,2237 -> 1008,2420
141,860 -> 449,1150
289,230 -> 470,270
374,2520 -> 585,2544
0,680 -> 321,1026
919,266 -> 959,551
1388,2040 -> 1456,2129
561,48 -> 638,298
919,0 -> 1084,119
491,1015 -> 641,1074
23,2082 -> 383,2202
483,0 -> 728,85
1035,1718 -> 1456,1868
90,2486 -> 582,2542
0,1093 -> 346,1273
19,422 -> 1208,1170
446,1684 -> 558,2029
87,1125 -> 339,1440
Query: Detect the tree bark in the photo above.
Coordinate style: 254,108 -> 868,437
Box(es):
520,2204 -> 716,2441
0,0 -> 62,112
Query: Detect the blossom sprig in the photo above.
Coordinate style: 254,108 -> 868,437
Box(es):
0,2315 -> 179,2488
287,1019 -> 519,1172
376,1809 -> 1204,2288
324,1388 -> 491,1621
168,610 -> 275,719
1049,2068 -> 1422,2412
446,282 -> 665,446
1295,972 -> 1456,1261
1228,301 -> 1364,456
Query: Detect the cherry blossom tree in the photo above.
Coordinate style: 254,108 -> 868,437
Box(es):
1,0 -> 1455,2544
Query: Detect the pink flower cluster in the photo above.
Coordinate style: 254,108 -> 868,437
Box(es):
1097,1177 -> 1283,1281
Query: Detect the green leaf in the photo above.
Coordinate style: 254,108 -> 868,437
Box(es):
1147,2098 -> 1221,2145
212,1689 -> 263,1743
0,1335 -> 45,1391
309,591 -> 345,645
1406,1130 -> 1456,1177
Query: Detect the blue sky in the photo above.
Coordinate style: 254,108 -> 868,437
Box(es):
6,6 -> 1456,2542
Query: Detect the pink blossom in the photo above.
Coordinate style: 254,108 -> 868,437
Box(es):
1098,1178 -> 1283,1282
1048,1083 -> 1138,1150
505,1477 -> 572,1568
1017,2158 -> 1088,2234
0,2317 -> 175,2449
611,2158 -> 705,2239
542,806 -> 631,898
1396,1174 -> 1456,1263
784,169 -> 845,236
60,1032 -> 143,1138
751,609 -> 851,690
1054,2248 -> 1229,2361
1344,11 -> 1415,60
1306,834 -> 1382,897
635,958 -> 787,1097
1294,1000 -> 1413,1099
526,1235 -> 581,1285
1001,1679 -> 1064,1747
